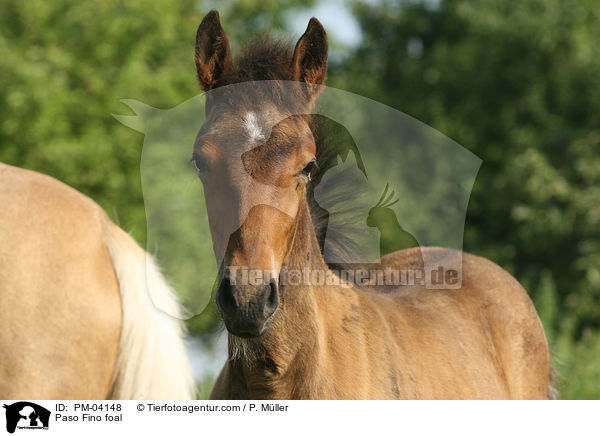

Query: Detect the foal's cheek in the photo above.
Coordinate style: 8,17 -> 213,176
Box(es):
265,183 -> 299,218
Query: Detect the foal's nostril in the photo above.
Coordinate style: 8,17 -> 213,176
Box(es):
216,274 -> 280,337
216,276 -> 237,314
264,278 -> 280,316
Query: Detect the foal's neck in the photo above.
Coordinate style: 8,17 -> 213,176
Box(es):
285,198 -> 330,278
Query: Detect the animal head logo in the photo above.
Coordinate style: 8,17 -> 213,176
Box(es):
115,77 -> 482,317
367,183 -> 400,227
367,184 -> 420,257
2,402 -> 50,433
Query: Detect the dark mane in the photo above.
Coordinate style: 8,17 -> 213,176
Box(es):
208,35 -> 309,114
221,35 -> 295,84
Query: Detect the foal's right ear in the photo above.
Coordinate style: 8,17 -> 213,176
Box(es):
195,10 -> 231,91
292,18 -> 328,98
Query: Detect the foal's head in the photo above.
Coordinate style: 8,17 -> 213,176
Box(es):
193,11 -> 328,337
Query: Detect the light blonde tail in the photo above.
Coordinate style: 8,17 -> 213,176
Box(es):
102,219 -> 196,399
547,365 -> 560,400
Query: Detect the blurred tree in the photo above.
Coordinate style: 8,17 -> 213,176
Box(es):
335,0 -> 600,343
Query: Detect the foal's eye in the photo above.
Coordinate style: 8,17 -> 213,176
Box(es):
191,156 -> 208,176
300,159 -> 317,179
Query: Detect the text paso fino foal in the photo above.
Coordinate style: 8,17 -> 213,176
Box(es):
0,163 -> 195,399
194,11 -> 552,399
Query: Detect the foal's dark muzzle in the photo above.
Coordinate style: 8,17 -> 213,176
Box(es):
216,275 -> 280,338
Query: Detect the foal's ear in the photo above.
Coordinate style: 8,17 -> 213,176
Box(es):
292,18 -> 328,96
195,10 -> 231,91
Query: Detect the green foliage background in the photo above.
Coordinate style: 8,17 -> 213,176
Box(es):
1,0 -> 598,398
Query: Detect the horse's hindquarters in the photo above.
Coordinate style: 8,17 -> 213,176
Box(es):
0,163 -> 122,399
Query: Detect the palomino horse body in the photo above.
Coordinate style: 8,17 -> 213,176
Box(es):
0,163 -> 194,399
193,11 -> 551,399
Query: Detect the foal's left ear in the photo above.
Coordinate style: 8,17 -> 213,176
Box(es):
195,10 -> 231,91
292,18 -> 328,97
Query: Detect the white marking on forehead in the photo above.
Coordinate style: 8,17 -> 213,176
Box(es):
242,111 -> 265,143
